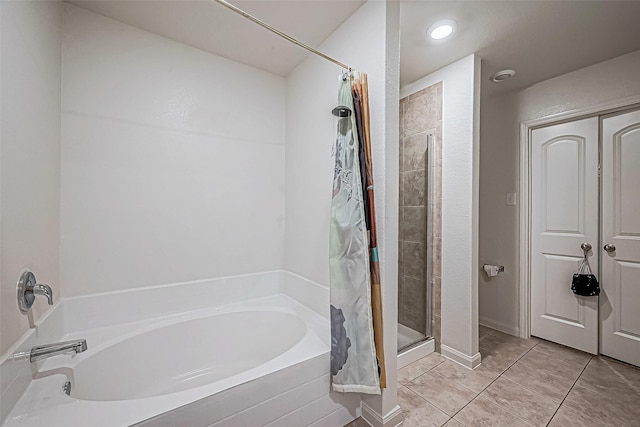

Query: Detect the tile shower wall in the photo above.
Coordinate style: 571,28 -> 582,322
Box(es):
398,82 -> 442,349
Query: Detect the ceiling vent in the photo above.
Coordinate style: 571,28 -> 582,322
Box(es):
490,69 -> 516,82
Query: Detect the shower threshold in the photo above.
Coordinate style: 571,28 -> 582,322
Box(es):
397,337 -> 435,369
398,323 -> 427,350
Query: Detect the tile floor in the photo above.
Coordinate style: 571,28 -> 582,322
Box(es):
346,326 -> 640,426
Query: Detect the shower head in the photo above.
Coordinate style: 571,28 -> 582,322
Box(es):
332,106 -> 351,117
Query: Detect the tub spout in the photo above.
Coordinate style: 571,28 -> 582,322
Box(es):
28,339 -> 88,363
33,283 -> 54,305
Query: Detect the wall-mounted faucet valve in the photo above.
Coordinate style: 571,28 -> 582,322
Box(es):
17,269 -> 53,313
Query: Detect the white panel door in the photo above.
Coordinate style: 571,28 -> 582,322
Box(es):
601,109 -> 640,367
531,118 -> 599,354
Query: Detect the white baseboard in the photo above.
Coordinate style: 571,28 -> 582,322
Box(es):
441,344 -> 482,369
397,339 -> 434,369
361,403 -> 403,427
479,316 -> 520,337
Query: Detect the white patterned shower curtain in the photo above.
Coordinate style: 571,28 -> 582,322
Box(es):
329,76 -> 380,394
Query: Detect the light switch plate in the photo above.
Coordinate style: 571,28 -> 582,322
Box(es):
506,192 -> 517,206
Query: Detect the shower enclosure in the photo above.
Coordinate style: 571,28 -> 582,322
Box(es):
398,82 -> 443,354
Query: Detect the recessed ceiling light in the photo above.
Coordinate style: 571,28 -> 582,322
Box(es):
427,20 -> 456,40
490,69 -> 516,83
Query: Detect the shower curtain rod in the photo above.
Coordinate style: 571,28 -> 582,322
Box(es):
213,0 -> 353,72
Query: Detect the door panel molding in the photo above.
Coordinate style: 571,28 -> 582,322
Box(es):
612,125 -> 640,237
601,109 -> 640,366
613,261 -> 640,339
530,118 -> 599,354
541,136 -> 586,234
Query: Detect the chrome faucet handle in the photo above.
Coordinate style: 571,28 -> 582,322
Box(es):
17,269 -> 54,313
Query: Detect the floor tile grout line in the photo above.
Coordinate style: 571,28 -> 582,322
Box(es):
398,355 -> 448,385
497,375 -> 563,407
402,331 -> 606,427
418,330 -> 638,427
401,330 -> 592,425
456,394 -> 538,427
527,341 -> 593,372
507,345 -> 591,392
494,345 -> 587,405
445,341 -> 542,424
544,354 -> 594,427
398,381 -> 455,425
403,367 -> 479,418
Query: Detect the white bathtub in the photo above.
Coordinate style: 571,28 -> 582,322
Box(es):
1,271 -> 360,426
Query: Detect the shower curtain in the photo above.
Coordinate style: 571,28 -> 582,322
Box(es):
329,74 -> 381,394
353,74 -> 386,388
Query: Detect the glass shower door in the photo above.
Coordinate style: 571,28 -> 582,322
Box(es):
397,133 -> 434,351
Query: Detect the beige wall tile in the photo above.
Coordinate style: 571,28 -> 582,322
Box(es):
404,169 -> 426,206
398,273 -> 404,314
403,275 -> 426,314
398,82 -> 442,344
401,308 -> 426,334
402,241 -> 426,279
399,135 -> 405,172
399,172 -> 405,206
402,207 -> 427,242
433,314 -> 442,351
431,277 -> 441,318
404,133 -> 428,171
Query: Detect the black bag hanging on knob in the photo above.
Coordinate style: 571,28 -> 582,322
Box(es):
571,249 -> 599,296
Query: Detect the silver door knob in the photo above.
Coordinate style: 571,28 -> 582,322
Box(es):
604,244 -> 616,253
581,242 -> 592,252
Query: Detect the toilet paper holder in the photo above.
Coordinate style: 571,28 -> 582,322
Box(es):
483,264 -> 505,272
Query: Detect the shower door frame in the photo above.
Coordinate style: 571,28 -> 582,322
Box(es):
398,133 -> 434,352
424,133 -> 435,339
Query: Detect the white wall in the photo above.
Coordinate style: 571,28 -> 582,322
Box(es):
60,4 -> 286,296
0,0 -> 62,357
401,55 -> 482,365
285,0 -> 401,422
479,49 -> 640,335
478,92 -> 520,335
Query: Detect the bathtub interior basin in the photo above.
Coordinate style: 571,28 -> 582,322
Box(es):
2,272 -> 344,427
70,310 -> 306,401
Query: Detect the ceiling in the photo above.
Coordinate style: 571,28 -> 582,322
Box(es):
402,1 -> 640,99
67,0 -> 366,77
68,1 -> 640,100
